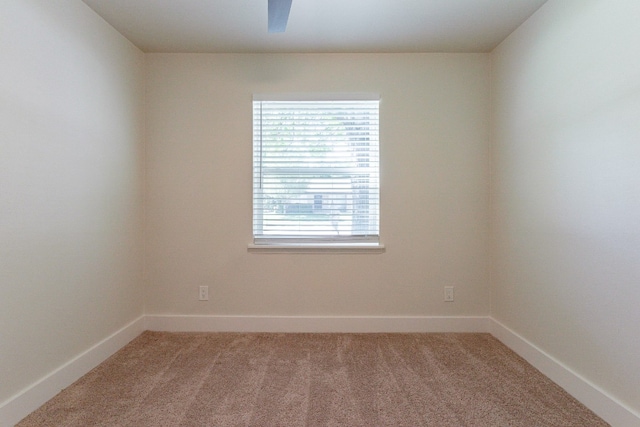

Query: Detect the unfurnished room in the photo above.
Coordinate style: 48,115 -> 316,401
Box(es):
1,0 -> 639,426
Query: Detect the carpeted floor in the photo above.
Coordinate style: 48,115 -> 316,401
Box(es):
17,332 -> 609,426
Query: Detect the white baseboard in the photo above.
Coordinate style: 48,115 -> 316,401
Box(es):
490,318 -> 640,427
0,316 -> 145,427
145,314 -> 491,333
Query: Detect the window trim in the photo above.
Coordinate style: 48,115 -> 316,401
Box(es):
247,242 -> 385,253
250,93 -> 383,252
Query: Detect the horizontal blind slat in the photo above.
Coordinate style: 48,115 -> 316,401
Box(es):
253,98 -> 380,242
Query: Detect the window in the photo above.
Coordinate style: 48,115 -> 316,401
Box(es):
252,94 -> 380,248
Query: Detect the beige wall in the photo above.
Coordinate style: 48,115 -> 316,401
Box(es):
492,0 -> 640,414
0,0 -> 145,404
145,53 -> 491,317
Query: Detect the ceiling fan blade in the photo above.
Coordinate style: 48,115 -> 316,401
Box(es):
268,0 -> 292,33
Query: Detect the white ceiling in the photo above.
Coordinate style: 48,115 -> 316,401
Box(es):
81,0 -> 548,53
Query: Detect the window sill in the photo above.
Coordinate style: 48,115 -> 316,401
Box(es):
247,242 -> 385,254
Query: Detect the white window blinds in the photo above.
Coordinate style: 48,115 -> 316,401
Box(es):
253,96 -> 380,245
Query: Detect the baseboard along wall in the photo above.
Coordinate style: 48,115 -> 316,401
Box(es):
489,318 -> 640,427
2,315 -> 638,427
144,315 -> 491,333
0,316 -> 146,427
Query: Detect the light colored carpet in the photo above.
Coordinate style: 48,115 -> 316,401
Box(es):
17,332 -> 609,426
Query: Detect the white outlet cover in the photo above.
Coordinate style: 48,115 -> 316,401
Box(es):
444,286 -> 454,302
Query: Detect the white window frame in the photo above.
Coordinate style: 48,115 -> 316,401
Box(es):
250,93 -> 384,253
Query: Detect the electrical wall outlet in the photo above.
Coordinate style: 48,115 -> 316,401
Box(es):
444,286 -> 454,302
199,286 -> 209,301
